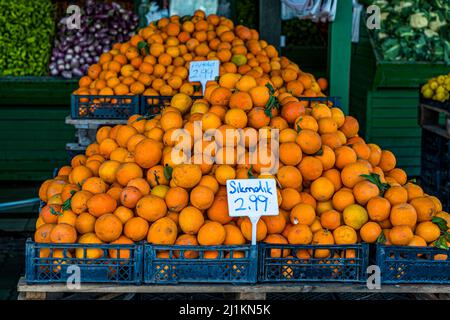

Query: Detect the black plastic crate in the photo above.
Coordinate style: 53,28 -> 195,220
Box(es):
376,245 -> 450,284
71,94 -> 140,119
258,244 -> 369,283
420,128 -> 450,211
420,96 -> 450,113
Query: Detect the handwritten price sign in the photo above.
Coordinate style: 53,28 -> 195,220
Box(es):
188,60 -> 219,95
226,179 -> 279,245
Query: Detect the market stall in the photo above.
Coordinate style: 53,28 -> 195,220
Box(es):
0,0 -> 449,303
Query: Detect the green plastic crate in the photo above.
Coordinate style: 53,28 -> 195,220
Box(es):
0,104 -> 74,181
0,77 -> 77,106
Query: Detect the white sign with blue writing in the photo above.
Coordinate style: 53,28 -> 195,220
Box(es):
226,179 -> 279,245
188,60 -> 219,95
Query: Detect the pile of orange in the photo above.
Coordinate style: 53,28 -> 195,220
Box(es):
36,11 -> 449,263
73,10 -> 328,98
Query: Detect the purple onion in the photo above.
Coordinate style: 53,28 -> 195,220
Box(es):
49,1 -> 138,78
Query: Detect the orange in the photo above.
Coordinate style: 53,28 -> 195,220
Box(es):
340,116 -> 359,138
235,75 -> 257,92
334,146 -> 357,169
136,195 -> 167,222
332,189 -> 355,212
404,182 -> 424,201
179,206 -> 204,234
320,210 -> 341,230
276,165 -> 302,189
353,180 -> 379,205
71,190 -> 93,214
298,156 -> 323,181
109,236 -> 134,259
165,187 -> 189,212
264,234 -> 290,258
224,108 -> 248,128
113,206 -> 134,224
279,142 -> 302,166
389,225 -> 414,245
343,204 -> 368,230
247,107 -> 270,129
287,224 -> 313,244
207,196 -> 233,224
94,213 -> 123,242
295,129 -> 322,155
415,221 -> 441,243
390,203 -> 417,229
174,235 -> 199,259
190,185 -> 215,210
82,177 -> 107,194
147,217 -> 178,245
172,164 -> 202,188
50,224 -> 77,243
290,203 -> 316,226
34,224 -> 55,243
87,193 -> 117,217
261,214 -> 286,234
198,221 -> 227,245
341,162 -> 370,188
333,225 -> 357,244
120,186 -> 143,209
360,222 -> 382,243
379,150 -> 396,172
116,163 -> 143,186
240,217 -> 267,242
75,212 -> 96,234
249,86 -> 270,108
124,217 -> 149,241
310,177 -> 335,201
410,196 -> 437,222
384,186 -> 408,205
367,196 -> 391,222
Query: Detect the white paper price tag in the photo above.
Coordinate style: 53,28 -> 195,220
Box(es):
226,179 -> 279,245
188,60 -> 219,95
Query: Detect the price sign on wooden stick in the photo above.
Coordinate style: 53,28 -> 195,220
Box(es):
188,60 -> 219,95
226,179 -> 279,245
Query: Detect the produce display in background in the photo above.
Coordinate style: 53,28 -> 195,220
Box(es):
0,0 -> 55,76
367,0 -> 449,62
49,0 -> 139,79
421,73 -> 450,102
282,19 -> 327,47
74,11 -> 327,97
234,0 -> 258,29
36,11 -> 449,262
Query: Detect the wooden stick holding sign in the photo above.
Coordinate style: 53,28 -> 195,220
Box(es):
188,60 -> 219,95
226,179 -> 279,245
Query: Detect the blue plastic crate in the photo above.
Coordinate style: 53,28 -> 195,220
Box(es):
258,243 -> 369,283
296,96 -> 341,108
376,244 -> 450,284
140,95 -> 203,116
71,94 -> 140,119
143,244 -> 257,284
25,239 -> 143,284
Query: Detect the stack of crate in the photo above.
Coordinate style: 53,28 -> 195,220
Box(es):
419,98 -> 450,211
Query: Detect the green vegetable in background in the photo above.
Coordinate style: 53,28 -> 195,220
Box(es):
367,0 -> 449,62
0,0 -> 55,76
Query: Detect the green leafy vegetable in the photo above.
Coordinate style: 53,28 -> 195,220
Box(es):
367,0 -> 449,62
0,0 -> 55,76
